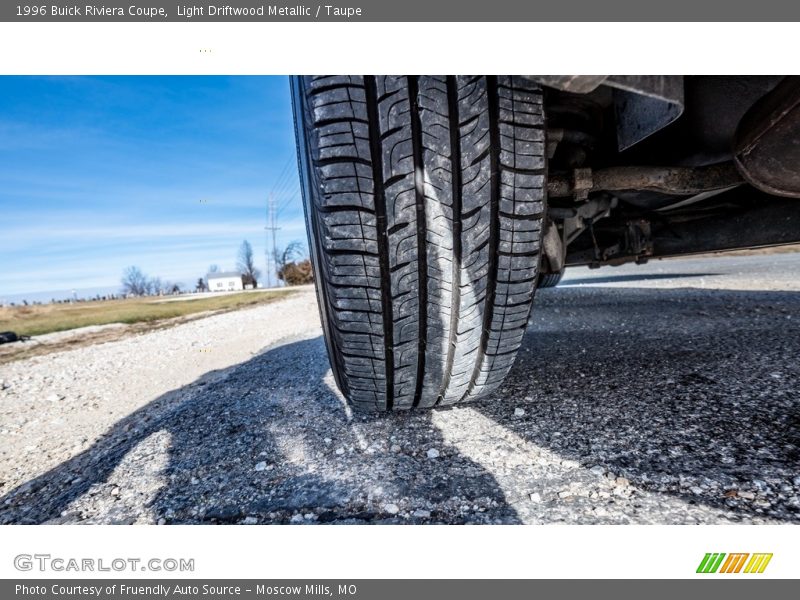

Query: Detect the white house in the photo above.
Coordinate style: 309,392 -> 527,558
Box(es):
207,272 -> 243,292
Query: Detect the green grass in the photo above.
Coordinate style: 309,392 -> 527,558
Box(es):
0,291 -> 292,337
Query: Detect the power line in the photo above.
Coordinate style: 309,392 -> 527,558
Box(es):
265,194 -> 281,288
272,155 -> 293,186
264,155 -> 302,288
269,156 -> 294,198
263,157 -> 294,288
273,175 -> 298,208
264,202 -> 272,288
276,183 -> 301,218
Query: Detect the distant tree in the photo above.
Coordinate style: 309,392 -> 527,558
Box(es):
208,264 -> 220,274
237,240 -> 261,288
196,277 -> 208,292
121,266 -> 150,296
275,242 -> 313,286
279,258 -> 314,286
274,241 -> 304,279
148,276 -> 163,296
170,283 -> 182,295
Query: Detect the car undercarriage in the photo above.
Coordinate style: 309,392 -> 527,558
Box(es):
293,75 -> 800,410
532,76 -> 800,277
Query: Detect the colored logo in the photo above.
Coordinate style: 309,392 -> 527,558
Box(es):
696,553 -> 773,574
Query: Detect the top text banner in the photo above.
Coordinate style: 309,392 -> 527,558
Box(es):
4,1 -> 800,22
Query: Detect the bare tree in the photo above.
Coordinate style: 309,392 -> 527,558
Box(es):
274,241 -> 304,277
208,264 -> 220,274
148,276 -> 163,296
237,240 -> 260,288
275,241 -> 312,286
152,277 -> 181,296
121,266 -> 149,296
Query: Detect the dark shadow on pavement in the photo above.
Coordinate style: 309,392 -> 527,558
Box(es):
473,285 -> 800,522
0,336 -> 517,524
1,286 -> 798,524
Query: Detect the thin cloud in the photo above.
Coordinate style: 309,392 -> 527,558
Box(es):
0,76 -> 306,297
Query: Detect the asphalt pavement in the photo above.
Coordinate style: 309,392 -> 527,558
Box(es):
1,252 -> 798,524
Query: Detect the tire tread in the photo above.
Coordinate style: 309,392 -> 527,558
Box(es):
295,75 -> 545,411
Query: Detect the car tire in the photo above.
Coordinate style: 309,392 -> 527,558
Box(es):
538,270 -> 564,288
292,75 -> 546,411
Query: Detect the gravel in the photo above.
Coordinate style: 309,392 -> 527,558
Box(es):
0,254 -> 799,524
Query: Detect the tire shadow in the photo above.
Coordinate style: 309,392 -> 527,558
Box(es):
472,285 -> 800,522
2,286 -> 798,524
0,336 -> 517,524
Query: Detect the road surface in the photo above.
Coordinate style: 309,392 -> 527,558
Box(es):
1,252 -> 798,524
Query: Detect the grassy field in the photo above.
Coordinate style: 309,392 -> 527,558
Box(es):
0,291 -> 293,337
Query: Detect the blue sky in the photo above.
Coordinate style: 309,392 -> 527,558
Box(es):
0,76 -> 305,301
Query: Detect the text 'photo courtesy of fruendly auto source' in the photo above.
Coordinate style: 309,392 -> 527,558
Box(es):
1,75 -> 799,527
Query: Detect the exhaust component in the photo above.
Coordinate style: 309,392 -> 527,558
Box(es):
548,162 -> 743,199
734,76 -> 800,198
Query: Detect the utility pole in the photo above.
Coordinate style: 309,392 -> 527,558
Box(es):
265,194 -> 281,288
264,199 -> 272,288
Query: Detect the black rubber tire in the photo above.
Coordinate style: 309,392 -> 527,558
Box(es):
538,270 -> 564,288
292,76 -> 545,411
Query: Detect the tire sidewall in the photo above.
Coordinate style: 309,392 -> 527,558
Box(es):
290,76 -> 349,396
